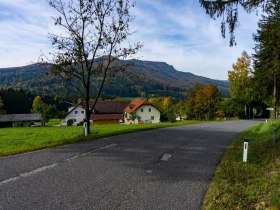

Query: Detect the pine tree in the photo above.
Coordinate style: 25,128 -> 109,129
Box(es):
199,0 -> 269,45
253,0 -> 280,118
0,97 -> 6,114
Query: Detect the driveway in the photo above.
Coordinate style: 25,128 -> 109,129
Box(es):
0,120 -> 261,210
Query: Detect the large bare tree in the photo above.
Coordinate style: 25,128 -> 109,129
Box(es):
47,0 -> 142,134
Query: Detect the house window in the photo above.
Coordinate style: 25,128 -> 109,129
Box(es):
74,119 -> 77,122
81,111 -> 84,114
151,116 -> 154,120
141,108 -> 144,112
75,111 -> 78,114
149,108 -> 151,112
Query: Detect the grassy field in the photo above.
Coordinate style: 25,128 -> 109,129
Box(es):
45,118 -> 61,127
203,120 -> 280,209
0,120 -> 202,157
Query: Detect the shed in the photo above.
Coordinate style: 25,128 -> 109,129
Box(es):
0,113 -> 43,127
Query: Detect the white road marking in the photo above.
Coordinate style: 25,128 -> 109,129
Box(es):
66,155 -> 80,161
160,153 -> 172,161
99,144 -> 117,150
0,143 -> 117,186
146,170 -> 152,174
80,144 -> 117,157
0,163 -> 58,186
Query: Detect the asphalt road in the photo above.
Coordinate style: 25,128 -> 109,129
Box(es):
0,120 -> 261,210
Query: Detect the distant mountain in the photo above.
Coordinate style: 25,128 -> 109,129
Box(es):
0,60 -> 229,99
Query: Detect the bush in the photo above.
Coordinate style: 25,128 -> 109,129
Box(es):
78,121 -> 84,126
67,119 -> 74,126
167,111 -> 176,123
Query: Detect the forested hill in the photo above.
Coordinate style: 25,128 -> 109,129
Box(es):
0,60 -> 229,98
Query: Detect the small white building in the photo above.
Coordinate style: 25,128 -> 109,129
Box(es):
124,98 -> 160,124
63,105 -> 86,126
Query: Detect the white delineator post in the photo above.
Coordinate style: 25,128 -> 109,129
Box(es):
83,122 -> 88,136
243,139 -> 249,162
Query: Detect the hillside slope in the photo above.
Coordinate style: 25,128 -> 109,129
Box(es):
0,60 -> 229,98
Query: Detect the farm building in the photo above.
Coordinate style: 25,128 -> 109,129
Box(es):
0,113 -> 43,127
91,101 -> 129,125
63,101 -> 129,125
63,99 -> 161,125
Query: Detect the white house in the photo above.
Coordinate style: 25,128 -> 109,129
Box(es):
124,98 -> 160,124
63,105 -> 86,126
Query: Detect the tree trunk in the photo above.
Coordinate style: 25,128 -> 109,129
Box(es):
248,105 -> 251,119
85,96 -> 91,135
244,104 -> 247,119
274,74 -> 277,119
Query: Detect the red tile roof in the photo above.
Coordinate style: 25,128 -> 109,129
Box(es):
124,98 -> 154,113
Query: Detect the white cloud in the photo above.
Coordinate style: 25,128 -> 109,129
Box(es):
0,0 -> 260,80
129,0 -> 260,80
0,0 -> 63,67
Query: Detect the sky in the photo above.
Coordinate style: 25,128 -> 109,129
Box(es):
0,0 -> 261,80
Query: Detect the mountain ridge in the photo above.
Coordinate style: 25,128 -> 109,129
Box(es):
0,60 -> 229,98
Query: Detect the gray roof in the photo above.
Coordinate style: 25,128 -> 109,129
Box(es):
0,113 -> 42,122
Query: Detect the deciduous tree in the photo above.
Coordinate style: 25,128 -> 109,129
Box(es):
174,101 -> 186,121
148,97 -> 174,122
162,96 -> 172,112
32,96 -> 57,123
228,51 -> 252,118
46,0 -> 142,134
186,83 -> 221,120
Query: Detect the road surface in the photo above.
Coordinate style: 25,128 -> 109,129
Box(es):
0,120 -> 261,210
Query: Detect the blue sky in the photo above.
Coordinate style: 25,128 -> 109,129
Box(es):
0,0 -> 260,80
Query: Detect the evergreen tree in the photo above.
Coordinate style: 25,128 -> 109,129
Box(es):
0,97 -> 6,114
0,89 -> 34,114
199,0 -> 268,45
253,0 -> 280,118
228,51 -> 253,118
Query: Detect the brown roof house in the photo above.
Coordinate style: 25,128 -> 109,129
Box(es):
91,101 -> 129,125
124,98 -> 160,124
63,101 -> 129,126
0,113 -> 43,127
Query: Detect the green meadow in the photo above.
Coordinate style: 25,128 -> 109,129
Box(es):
0,120 -> 201,157
203,120 -> 280,209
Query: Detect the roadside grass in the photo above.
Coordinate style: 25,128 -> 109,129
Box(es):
0,120 -> 201,157
203,120 -> 280,210
45,118 -> 61,127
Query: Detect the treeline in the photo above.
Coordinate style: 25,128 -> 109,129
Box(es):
148,83 -> 248,122
149,79 -> 271,122
0,89 -> 34,114
0,88 -> 69,120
